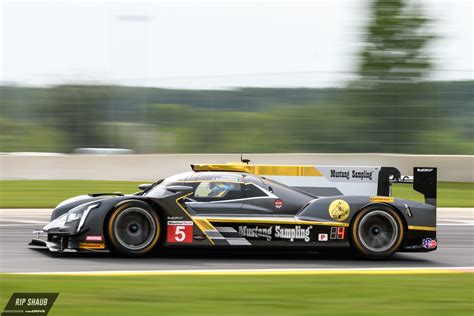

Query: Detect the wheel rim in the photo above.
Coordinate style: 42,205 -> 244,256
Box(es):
113,207 -> 157,250
358,210 -> 399,252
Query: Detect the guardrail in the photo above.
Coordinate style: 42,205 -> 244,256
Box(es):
1,153 -> 472,182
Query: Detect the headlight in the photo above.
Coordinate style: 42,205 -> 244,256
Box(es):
44,202 -> 100,233
66,211 -> 83,223
73,203 -> 100,232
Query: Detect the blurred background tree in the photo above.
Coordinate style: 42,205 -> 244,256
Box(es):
0,0 -> 472,155
357,0 -> 433,87
342,0 -> 448,154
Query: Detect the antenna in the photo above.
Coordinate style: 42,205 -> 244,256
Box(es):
240,153 -> 250,165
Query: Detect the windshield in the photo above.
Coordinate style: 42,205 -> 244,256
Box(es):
142,172 -> 191,197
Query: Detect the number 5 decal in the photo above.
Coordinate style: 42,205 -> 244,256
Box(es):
167,221 -> 193,243
174,226 -> 187,242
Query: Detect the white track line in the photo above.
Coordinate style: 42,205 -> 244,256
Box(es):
438,223 -> 474,226
0,223 -> 48,227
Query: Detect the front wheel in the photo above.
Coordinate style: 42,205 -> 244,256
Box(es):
351,205 -> 404,259
106,201 -> 160,257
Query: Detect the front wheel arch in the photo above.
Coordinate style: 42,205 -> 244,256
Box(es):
104,200 -> 162,257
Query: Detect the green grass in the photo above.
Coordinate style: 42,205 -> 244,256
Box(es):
392,182 -> 474,207
0,180 -> 472,208
0,274 -> 473,315
0,180 -> 143,208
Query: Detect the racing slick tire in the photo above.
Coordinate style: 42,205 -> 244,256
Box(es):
351,205 -> 404,260
106,201 -> 161,257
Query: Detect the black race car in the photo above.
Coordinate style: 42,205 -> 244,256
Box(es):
30,162 -> 437,259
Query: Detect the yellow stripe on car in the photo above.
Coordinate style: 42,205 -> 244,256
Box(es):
408,225 -> 437,232
175,193 -> 216,245
192,163 -> 323,176
194,216 -> 349,227
193,217 -> 218,232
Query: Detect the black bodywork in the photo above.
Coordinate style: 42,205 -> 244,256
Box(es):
30,167 -> 437,254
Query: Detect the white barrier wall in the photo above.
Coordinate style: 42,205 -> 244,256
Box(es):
1,153 -> 473,182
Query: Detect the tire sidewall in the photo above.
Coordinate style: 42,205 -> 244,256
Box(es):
106,201 -> 160,257
351,205 -> 404,259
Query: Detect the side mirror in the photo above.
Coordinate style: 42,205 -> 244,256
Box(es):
167,185 -> 194,193
139,184 -> 152,191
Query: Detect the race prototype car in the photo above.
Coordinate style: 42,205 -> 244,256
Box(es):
30,162 -> 437,259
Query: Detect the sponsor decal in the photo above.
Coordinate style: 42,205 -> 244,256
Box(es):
328,199 -> 350,221
167,221 -> 193,243
318,233 -> 328,241
239,226 -> 273,241
370,196 -> 394,203
330,170 -> 350,180
204,175 -> 241,182
167,216 -> 184,220
2,293 -> 59,316
220,175 -> 241,181
422,238 -> 437,249
330,169 -> 374,181
274,199 -> 284,209
352,170 -> 373,181
79,242 -> 105,249
417,168 -> 434,172
330,227 -> 346,240
85,235 -> 103,242
275,225 -> 312,242
238,225 -> 313,242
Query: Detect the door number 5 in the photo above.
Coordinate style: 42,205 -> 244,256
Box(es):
167,221 -> 193,243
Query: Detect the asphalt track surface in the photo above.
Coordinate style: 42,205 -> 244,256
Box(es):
0,208 -> 472,273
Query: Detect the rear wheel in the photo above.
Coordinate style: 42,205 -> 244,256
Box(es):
106,201 -> 160,257
351,205 -> 404,259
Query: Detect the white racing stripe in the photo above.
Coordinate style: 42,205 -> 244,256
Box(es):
216,227 -> 238,233
11,266 -> 474,276
226,238 -> 252,245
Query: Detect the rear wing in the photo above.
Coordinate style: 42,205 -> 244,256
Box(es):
191,163 -> 437,206
389,167 -> 437,206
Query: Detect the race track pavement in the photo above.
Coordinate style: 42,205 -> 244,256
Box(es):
0,208 -> 472,274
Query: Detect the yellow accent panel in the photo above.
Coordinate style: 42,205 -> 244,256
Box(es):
192,163 -> 322,176
174,192 -> 194,218
370,196 -> 395,203
408,225 -> 437,232
175,193 -> 215,245
79,242 -> 105,249
193,218 -> 217,232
